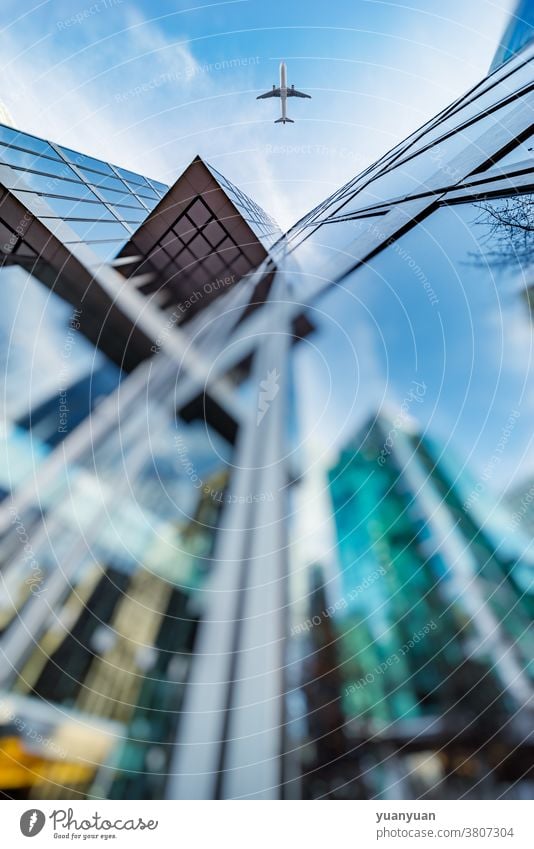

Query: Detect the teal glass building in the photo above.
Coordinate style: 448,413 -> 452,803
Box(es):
1,1 -> 534,801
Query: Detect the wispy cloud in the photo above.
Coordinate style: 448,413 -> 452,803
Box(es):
0,1 -> 514,229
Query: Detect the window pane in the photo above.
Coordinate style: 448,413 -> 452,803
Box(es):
136,195 -> 157,212
36,196 -> 117,219
122,180 -> 160,201
5,172 -> 98,199
289,215 -> 388,297
0,145 -> 78,179
77,167 -> 128,193
61,220 -> 130,241
147,178 -> 169,196
114,165 -> 149,186
58,145 -> 115,176
94,186 -> 147,208
113,205 -> 149,224
0,125 -> 61,157
484,130 -> 534,171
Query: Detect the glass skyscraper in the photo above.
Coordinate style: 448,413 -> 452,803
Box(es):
1,3 -> 534,801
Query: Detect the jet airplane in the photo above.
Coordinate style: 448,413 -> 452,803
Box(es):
257,61 -> 311,124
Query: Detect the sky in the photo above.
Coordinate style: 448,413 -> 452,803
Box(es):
0,0 -> 514,229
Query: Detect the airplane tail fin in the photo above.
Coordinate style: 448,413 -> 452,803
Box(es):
274,117 -> 294,124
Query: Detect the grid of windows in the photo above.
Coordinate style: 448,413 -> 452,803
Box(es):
0,121 -> 169,261
206,162 -> 282,247
124,192 -> 267,310
287,45 -> 534,240
115,157 -> 275,320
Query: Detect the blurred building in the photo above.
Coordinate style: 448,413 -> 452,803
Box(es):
300,414 -> 534,798
1,3 -> 534,801
0,132 -> 278,798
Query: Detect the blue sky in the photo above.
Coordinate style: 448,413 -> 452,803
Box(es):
0,0 -> 513,227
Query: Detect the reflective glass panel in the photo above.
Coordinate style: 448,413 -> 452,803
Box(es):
122,180 -> 159,200
287,191 -> 534,796
49,219 -> 130,242
334,98 -> 528,217
36,196 -> 117,219
77,168 -> 128,193
0,124 -> 61,157
114,165 -> 150,186
148,178 -> 169,196
0,145 -> 78,179
113,205 -> 149,224
58,145 -> 116,176
6,173 -> 98,199
94,186 -> 147,208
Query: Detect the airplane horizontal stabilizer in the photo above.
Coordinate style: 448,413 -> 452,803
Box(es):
275,117 -> 294,123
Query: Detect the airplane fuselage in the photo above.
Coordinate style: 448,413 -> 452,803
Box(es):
280,61 -> 288,120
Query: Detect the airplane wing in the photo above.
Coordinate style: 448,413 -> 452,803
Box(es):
257,88 -> 281,99
288,88 -> 311,98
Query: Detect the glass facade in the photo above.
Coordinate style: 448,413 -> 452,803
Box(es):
205,162 -> 282,247
0,128 -> 279,798
1,12 -> 534,802
0,123 -> 168,263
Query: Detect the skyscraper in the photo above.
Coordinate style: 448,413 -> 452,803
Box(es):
314,413 -> 534,798
1,3 -> 534,800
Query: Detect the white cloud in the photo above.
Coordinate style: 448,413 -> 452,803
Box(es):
0,2 -> 516,230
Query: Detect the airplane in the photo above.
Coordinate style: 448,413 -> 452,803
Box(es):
256,61 -> 311,124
